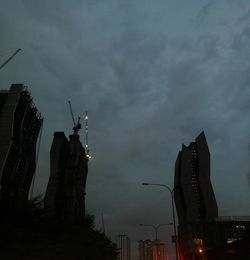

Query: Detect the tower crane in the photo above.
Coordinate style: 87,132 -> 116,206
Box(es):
0,48 -> 21,71
68,101 -> 91,159
68,100 -> 81,135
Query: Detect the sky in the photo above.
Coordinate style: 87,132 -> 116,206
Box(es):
1,0 -> 250,259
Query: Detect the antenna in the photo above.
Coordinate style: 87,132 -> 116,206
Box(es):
84,111 -> 91,159
68,100 -> 81,135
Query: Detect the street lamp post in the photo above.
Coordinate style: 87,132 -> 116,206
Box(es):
142,183 -> 179,260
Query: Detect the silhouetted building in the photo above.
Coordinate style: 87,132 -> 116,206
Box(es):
138,240 -> 153,260
174,131 -> 218,225
116,234 -> 131,260
0,84 -> 42,217
174,132 -> 250,259
138,240 -> 167,260
44,131 -> 88,220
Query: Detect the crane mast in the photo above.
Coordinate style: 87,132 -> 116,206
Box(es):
68,100 -> 81,135
84,111 -> 91,159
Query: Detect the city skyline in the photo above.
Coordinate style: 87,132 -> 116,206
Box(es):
1,1 -> 250,259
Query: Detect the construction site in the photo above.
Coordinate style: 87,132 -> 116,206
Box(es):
0,50 -> 118,260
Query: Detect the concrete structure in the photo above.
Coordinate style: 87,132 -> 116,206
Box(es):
44,132 -> 88,220
116,234 -> 131,260
0,84 -> 42,217
138,240 -> 168,260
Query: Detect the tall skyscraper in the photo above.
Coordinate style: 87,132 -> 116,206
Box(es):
0,84 -> 42,217
44,131 -> 88,220
174,132 -> 218,259
174,131 -> 218,225
116,234 -> 131,260
174,132 -> 250,259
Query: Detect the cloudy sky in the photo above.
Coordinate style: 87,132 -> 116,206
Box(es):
1,0 -> 250,259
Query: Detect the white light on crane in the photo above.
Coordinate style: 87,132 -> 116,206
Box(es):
84,110 -> 91,160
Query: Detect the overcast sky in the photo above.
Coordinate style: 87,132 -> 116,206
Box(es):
1,0 -> 250,259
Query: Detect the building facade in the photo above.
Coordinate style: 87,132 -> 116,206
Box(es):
116,234 -> 131,260
0,84 -> 42,217
44,132 -> 88,220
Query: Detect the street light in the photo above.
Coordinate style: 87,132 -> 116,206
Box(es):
139,223 -> 173,240
142,182 -> 179,260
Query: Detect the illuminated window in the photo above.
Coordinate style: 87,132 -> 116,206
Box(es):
236,225 -> 246,231
193,238 -> 203,246
227,238 -> 238,244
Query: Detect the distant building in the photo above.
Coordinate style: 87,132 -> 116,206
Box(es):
174,132 -> 250,259
116,234 -> 131,260
44,131 -> 88,220
138,240 -> 152,260
138,240 -> 167,260
0,84 -> 42,217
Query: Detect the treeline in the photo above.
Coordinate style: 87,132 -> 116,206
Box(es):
0,196 -> 118,260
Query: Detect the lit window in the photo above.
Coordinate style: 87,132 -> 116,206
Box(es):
227,238 -> 238,244
236,225 -> 246,231
193,238 -> 203,246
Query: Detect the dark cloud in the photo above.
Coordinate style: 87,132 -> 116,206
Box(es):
196,2 -> 215,25
1,0 -> 250,259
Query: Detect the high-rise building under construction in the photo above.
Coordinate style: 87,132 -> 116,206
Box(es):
0,84 -> 42,217
44,123 -> 89,220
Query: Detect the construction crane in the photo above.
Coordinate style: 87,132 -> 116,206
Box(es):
0,48 -> 21,71
68,101 -> 91,159
68,100 -> 81,135
84,111 -> 91,159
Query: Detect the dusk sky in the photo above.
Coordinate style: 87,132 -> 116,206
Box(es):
1,1 -> 250,259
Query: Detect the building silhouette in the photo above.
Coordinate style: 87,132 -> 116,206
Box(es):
138,240 -> 153,260
44,131 -> 88,220
0,84 -> 42,218
174,131 -> 218,225
174,132 -> 250,259
138,240 -> 167,260
116,234 -> 131,260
